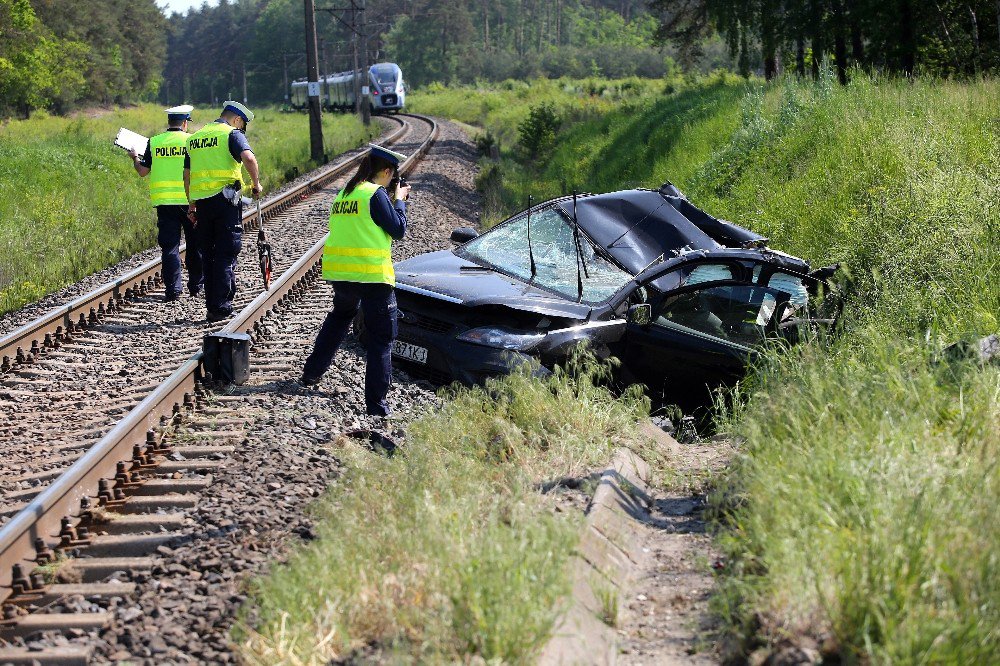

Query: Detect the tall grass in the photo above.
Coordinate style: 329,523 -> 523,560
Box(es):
236,355 -> 650,664
713,342 -> 1000,662
443,72 -> 1000,661
698,74 -> 1000,662
0,105 -> 377,314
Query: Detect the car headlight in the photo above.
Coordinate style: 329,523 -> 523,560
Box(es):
456,326 -> 546,351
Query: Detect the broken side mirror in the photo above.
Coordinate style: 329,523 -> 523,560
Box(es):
626,304 -> 652,326
450,227 -> 478,245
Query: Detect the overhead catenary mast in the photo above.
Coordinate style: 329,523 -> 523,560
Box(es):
359,0 -> 370,125
303,0 -> 325,162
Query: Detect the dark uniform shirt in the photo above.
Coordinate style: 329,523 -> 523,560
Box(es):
182,119 -> 253,169
370,187 -> 407,240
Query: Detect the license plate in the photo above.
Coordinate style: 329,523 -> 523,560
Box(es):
392,340 -> 428,364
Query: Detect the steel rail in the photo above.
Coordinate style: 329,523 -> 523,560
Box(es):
0,114 -> 438,605
0,116 -> 410,372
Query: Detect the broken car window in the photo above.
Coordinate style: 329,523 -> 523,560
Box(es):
654,284 -> 791,348
683,263 -> 734,286
460,207 -> 632,304
766,272 -> 809,307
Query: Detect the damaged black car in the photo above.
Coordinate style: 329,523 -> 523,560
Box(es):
370,184 -> 839,407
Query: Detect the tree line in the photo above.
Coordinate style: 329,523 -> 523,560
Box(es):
651,0 -> 1000,81
160,0 -> 680,106
3,0 -> 998,118
0,0 -> 165,117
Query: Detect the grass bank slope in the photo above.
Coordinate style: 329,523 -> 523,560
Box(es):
408,73 -> 748,226
236,358 -> 650,663
0,106 -> 377,315
409,77 -> 672,146
699,77 -> 1000,663
433,74 -> 999,661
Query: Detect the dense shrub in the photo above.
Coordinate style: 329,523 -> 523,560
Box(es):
517,103 -> 562,157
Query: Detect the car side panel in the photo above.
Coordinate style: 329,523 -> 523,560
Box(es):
619,321 -> 748,407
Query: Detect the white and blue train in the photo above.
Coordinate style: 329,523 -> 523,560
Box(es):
290,62 -> 405,114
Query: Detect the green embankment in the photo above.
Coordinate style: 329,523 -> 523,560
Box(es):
236,356 -> 651,663
408,73 -> 747,226
0,106 -> 378,315
446,74 -> 997,661
409,76 -> 677,149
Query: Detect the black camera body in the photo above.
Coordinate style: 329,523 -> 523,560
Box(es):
389,175 -> 409,200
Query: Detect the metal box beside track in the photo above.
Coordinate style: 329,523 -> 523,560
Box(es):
203,332 -> 251,385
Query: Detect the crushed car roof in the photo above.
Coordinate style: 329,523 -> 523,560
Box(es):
553,189 -> 769,276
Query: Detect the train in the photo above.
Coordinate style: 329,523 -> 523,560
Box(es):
290,62 -> 405,114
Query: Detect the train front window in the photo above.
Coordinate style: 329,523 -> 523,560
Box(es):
371,66 -> 397,84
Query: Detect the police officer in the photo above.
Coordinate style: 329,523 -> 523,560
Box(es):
128,104 -> 203,302
301,144 -> 411,417
183,101 -> 262,322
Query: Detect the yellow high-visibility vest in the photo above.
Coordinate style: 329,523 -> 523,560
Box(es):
147,130 -> 190,207
187,122 -> 243,201
322,181 -> 394,285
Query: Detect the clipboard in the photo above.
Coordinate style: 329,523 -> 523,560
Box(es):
114,127 -> 149,155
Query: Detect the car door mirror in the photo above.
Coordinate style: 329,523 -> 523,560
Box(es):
450,227 -> 478,245
626,304 -> 652,326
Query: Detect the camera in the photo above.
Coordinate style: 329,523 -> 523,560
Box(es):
389,174 -> 409,200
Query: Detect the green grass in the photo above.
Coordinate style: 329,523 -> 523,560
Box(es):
409,76 -> 678,151
418,72 -> 1000,661
408,73 -> 749,226
697,76 -> 1000,662
235,354 -> 651,664
0,105 -> 378,315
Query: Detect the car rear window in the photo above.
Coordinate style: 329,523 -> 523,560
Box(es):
459,207 -> 632,304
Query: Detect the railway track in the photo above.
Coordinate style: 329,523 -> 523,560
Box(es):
0,113 -> 431,512
0,114 -> 439,664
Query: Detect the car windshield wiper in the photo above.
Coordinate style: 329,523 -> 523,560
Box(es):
459,263 -> 501,273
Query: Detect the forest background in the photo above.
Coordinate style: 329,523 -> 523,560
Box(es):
3,0 -> 1000,117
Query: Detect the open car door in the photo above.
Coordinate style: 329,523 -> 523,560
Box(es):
616,258 -> 839,405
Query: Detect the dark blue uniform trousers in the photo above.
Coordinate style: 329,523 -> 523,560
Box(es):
302,281 -> 397,416
194,192 -> 242,315
156,205 -> 203,298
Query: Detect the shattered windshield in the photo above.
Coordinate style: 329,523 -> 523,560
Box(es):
459,207 -> 632,304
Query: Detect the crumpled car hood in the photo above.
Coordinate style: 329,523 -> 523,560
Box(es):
395,250 -> 593,319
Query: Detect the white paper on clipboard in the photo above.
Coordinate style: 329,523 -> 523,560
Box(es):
114,127 -> 149,155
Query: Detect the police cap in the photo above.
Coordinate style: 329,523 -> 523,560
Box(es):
368,143 -> 408,166
222,101 -> 254,124
166,104 -> 193,122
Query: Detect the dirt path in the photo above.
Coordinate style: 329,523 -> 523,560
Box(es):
617,433 -> 736,664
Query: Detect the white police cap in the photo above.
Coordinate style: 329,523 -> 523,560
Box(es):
222,100 -> 254,123
368,143 -> 408,166
165,104 -> 193,119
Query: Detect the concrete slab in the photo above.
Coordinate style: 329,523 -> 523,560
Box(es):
539,442 -> 660,666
